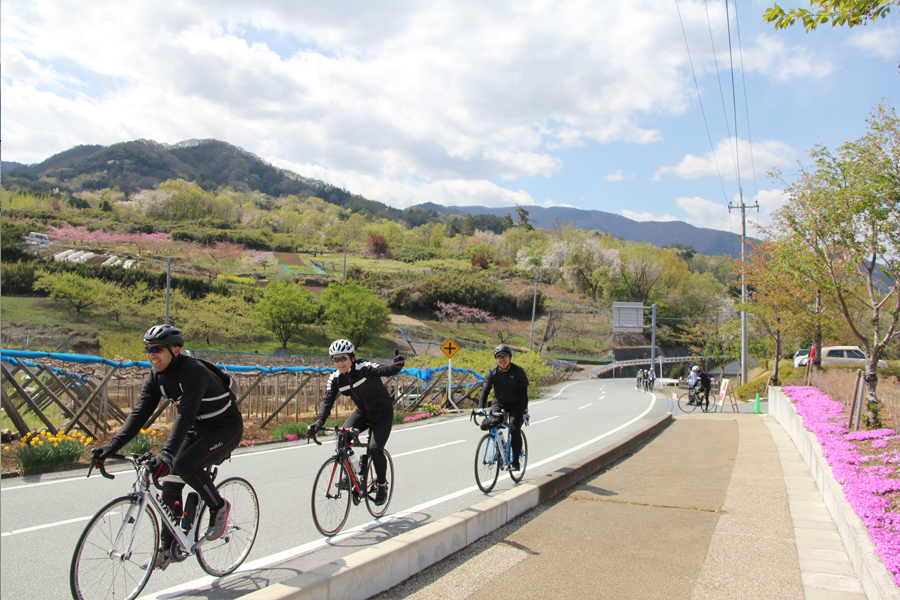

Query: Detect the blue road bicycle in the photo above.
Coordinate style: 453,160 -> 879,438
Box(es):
471,409 -> 528,493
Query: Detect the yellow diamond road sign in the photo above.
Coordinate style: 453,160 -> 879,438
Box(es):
440,338 -> 460,359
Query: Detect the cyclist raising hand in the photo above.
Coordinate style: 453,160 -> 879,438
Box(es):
308,340 -> 404,505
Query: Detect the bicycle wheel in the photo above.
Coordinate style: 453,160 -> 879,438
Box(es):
678,392 -> 699,413
474,433 -> 500,493
70,496 -> 159,600
196,477 -> 259,576
509,431 -> 528,483
364,450 -> 395,518
311,457 -> 352,536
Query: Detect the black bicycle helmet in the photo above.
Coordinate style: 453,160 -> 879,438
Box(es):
143,324 -> 184,347
493,344 -> 513,358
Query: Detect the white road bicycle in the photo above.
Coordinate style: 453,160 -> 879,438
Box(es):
70,452 -> 259,600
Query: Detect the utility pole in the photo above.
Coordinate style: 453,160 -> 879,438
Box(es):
165,257 -> 172,325
729,189 -> 757,385
529,269 -> 539,351
342,232 -> 348,284
649,304 -> 657,377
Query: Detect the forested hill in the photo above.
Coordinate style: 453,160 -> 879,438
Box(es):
1,138 -> 404,222
413,203 -> 747,258
2,138 -> 747,257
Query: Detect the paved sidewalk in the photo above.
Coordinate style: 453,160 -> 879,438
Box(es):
370,414 -> 865,600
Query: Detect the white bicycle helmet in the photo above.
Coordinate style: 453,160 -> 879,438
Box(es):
329,339 -> 355,356
691,365 -> 700,372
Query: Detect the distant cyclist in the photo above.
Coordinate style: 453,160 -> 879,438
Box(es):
477,344 -> 529,471
688,365 -> 711,409
636,369 -> 643,389
92,325 -> 243,570
307,339 -> 405,505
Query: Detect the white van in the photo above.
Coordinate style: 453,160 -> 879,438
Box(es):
25,232 -> 50,245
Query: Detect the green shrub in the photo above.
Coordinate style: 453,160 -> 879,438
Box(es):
734,377 -> 769,401
270,417 -> 344,440
0,260 -> 39,295
393,411 -> 405,424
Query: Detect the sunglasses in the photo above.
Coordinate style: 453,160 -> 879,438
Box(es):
495,354 -> 510,359
145,345 -> 167,355
332,355 -> 350,363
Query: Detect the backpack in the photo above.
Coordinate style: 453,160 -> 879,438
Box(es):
197,358 -> 239,400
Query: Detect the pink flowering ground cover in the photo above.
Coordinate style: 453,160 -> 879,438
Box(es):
785,386 -> 900,584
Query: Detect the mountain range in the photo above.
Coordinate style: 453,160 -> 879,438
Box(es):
2,138 -> 749,257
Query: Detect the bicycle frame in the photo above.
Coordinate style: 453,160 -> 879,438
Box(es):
106,457 -> 211,557
481,424 -> 512,467
314,428 -> 369,497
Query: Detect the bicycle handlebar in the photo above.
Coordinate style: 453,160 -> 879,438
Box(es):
306,426 -> 364,447
88,453 -> 125,480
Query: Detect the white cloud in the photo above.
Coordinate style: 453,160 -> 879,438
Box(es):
847,24 -> 900,60
676,196 -> 731,231
605,169 -> 631,182
654,137 -> 797,181
620,209 -> 679,222
740,34 -> 832,81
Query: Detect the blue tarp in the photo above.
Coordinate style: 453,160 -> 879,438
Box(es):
0,349 -> 485,383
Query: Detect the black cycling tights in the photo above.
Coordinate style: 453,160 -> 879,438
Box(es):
344,410 -> 392,485
506,412 -> 525,462
160,411 -> 243,525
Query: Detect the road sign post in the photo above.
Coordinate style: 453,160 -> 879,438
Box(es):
440,339 -> 461,413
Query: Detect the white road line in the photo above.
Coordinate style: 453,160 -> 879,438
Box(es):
530,416 -> 559,425
2,515 -> 92,537
392,440 -> 465,458
579,403 -> 593,409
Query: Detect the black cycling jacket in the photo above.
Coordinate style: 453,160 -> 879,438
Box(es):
110,353 -> 238,456
478,362 -> 529,413
316,358 -> 402,422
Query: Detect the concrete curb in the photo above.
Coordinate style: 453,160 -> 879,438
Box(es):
769,386 -> 900,600
240,413 -> 673,600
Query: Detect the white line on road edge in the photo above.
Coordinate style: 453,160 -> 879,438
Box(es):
137,397 -> 662,600
392,440 -> 465,458
530,416 -> 559,425
1,515 -> 92,537
579,403 -> 594,410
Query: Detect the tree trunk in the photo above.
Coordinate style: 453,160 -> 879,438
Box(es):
864,360 -> 881,429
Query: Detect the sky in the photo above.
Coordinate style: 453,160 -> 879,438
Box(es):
2,1 -> 898,237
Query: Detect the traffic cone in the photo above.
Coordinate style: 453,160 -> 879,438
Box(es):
753,393 -> 762,414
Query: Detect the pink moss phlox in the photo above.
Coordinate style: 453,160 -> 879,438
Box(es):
284,434 -> 298,441
847,429 -> 897,441
784,385 -> 900,584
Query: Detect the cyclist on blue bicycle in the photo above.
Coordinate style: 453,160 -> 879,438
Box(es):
477,344 -> 529,471
92,325 -> 243,570
307,339 -> 405,506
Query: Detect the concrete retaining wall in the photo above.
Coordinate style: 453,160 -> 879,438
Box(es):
769,386 -> 900,600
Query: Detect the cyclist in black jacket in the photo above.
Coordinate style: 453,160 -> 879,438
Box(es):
478,344 -> 529,470
92,325 -> 243,570
307,339 -> 405,505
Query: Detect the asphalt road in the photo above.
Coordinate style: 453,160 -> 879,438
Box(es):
0,377 -> 671,600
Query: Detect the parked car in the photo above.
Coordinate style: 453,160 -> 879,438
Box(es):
793,349 -> 809,368
24,232 -> 50,245
800,346 -> 888,369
